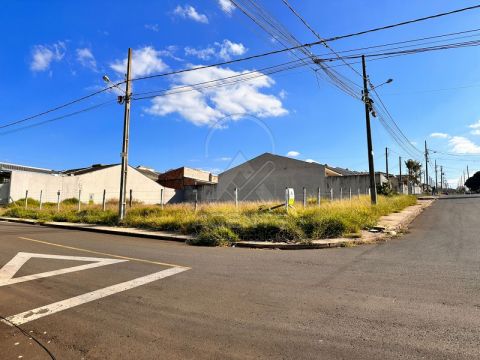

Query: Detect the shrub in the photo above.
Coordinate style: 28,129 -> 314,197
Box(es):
8,198 -> 40,208
187,226 -> 239,246
298,215 -> 346,239
62,198 -> 80,205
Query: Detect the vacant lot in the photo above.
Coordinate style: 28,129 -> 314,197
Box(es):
1,195 -> 416,245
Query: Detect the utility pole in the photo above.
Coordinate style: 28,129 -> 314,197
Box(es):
399,156 -> 402,193
440,166 -> 443,191
467,165 -> 470,179
424,140 -> 429,190
362,55 -> 377,205
385,147 -> 389,181
435,160 -> 438,190
118,48 -> 132,221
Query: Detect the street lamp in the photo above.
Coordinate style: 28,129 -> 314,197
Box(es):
102,75 -> 127,104
371,78 -> 393,89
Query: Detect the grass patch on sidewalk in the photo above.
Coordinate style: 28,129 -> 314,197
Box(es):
0,195 -> 416,246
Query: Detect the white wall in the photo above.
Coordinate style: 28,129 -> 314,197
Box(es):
9,165 -> 177,205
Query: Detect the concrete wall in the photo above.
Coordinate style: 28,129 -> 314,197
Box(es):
183,184 -> 217,203
10,171 -> 63,202
324,173 -> 387,199
8,165 -> 178,205
217,153 -> 325,202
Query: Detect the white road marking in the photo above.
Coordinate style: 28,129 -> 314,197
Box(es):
3,266 -> 188,326
0,252 -> 126,287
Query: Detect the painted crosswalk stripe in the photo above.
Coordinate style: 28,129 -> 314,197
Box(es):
3,266 -> 189,326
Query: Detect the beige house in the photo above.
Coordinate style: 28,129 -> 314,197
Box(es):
0,162 -> 176,205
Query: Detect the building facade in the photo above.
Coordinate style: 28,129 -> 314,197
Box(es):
0,163 -> 176,205
217,153 -> 326,202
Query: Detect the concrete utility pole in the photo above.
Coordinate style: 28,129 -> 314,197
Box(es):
424,140 -> 429,190
440,166 -> 443,190
118,48 -> 133,221
385,147 -> 389,182
435,160 -> 438,190
399,156 -> 402,193
467,165 -> 470,179
362,55 -> 377,205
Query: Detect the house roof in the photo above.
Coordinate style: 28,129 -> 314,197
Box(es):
0,162 -> 57,174
62,164 -> 117,176
135,166 -> 160,181
325,165 -> 364,176
219,152 -> 326,176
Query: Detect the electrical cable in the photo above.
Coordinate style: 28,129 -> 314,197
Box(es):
0,100 -> 115,134
322,4 -> 480,43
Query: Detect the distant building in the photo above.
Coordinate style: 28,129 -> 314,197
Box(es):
157,167 -> 218,202
0,162 -> 176,205
217,153 -> 326,202
157,167 -> 217,189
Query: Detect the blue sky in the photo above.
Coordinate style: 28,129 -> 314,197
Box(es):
1,0 -> 480,186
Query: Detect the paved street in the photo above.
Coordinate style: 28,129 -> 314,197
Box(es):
0,197 -> 479,359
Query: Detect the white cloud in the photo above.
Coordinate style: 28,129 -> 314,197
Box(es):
184,39 -> 247,61
218,0 -> 235,14
449,136 -> 480,154
30,42 -> 66,72
287,151 -> 300,157
185,46 -> 216,60
217,40 -> 246,60
469,119 -> 480,129
279,90 -> 287,99
173,5 -> 208,24
110,46 -> 169,78
469,120 -> 480,135
145,65 -> 287,126
430,132 -> 449,139
305,159 -> 318,163
145,24 -> 159,32
76,48 -> 97,71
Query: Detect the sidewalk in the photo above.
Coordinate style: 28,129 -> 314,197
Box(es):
0,199 -> 434,249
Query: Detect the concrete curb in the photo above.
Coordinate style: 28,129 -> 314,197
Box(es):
235,240 -> 352,250
0,217 -> 192,243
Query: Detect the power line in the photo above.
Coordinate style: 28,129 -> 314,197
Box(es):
133,58 -> 309,101
4,4 -> 480,130
317,27 -> 480,57
317,38 -> 480,63
0,84 -> 122,129
322,4 -> 480,42
282,0 -> 363,79
0,100 -> 115,134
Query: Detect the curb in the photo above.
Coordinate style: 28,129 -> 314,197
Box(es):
0,217 -> 191,243
235,240 -> 353,250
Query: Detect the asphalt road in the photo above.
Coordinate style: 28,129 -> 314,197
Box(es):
0,197 -> 479,360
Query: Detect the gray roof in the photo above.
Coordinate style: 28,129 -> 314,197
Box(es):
0,162 -> 57,174
62,164 -> 117,176
325,165 -> 364,176
135,166 -> 160,181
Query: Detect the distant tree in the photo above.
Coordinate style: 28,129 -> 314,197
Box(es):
405,159 -> 421,184
465,171 -> 480,192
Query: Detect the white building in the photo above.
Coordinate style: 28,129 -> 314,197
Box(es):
0,163 -> 176,205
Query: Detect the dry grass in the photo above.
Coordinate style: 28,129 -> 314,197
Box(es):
1,195 -> 417,245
